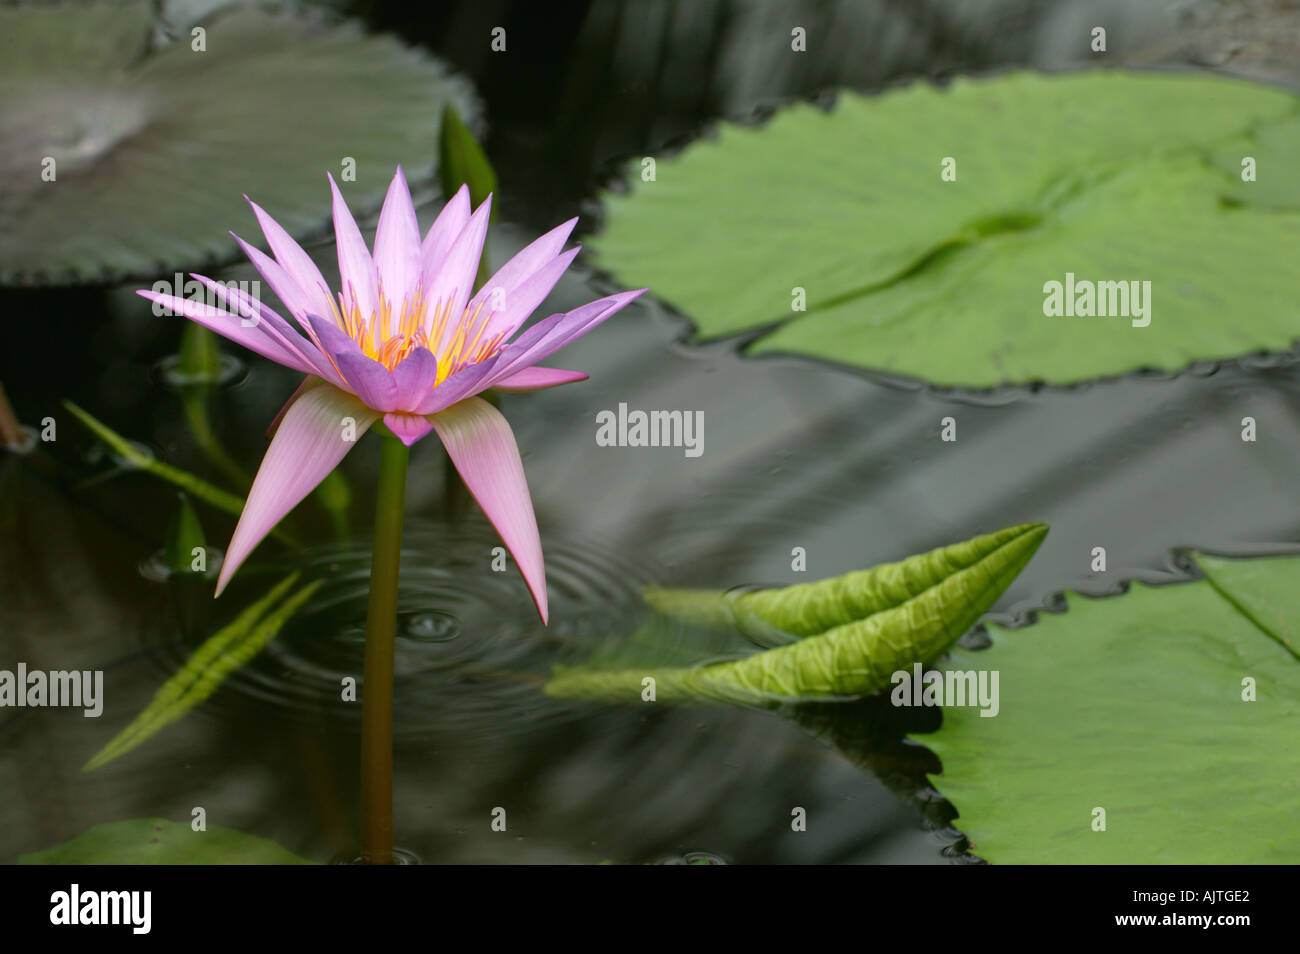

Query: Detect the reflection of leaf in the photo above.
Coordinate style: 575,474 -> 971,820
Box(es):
20,818 -> 314,864
592,71 -> 1300,387
0,0 -> 477,285
65,400 -> 243,515
84,574 -> 322,770
921,552 -> 1300,864
546,523 -> 1047,705
163,492 -> 206,574
63,399 -> 297,546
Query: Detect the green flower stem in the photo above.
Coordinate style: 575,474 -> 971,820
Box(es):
359,431 -> 409,864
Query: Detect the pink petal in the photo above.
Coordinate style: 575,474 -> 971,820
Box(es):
475,247 -> 580,343
422,195 -> 492,346
333,352 -> 400,412
487,288 -> 647,384
411,354 -> 503,415
245,196 -> 335,319
328,172 -> 378,319
469,217 -> 577,337
420,185 -> 471,287
480,217 -> 577,292
299,314 -> 397,411
391,347 -> 438,409
372,166 -> 422,310
191,275 -> 337,381
134,288 -> 316,376
232,233 -> 328,336
383,411 -> 436,446
491,366 -> 588,392
266,376 -> 321,438
430,396 -> 548,623
217,385 -> 377,595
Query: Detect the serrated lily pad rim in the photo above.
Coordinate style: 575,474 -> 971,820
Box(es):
914,545 -> 1300,862
0,1 -> 483,288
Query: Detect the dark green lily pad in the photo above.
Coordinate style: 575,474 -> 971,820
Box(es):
0,0 -> 478,286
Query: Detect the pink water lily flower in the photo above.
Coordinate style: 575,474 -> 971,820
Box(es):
138,167 -> 645,622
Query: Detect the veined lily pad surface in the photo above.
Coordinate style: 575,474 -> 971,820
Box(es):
922,552 -> 1300,863
592,71 -> 1300,388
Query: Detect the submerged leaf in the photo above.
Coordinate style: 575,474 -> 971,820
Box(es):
20,818 -> 314,864
592,71 -> 1300,387
546,523 -> 1048,705
921,552 -> 1300,863
84,574 -> 322,770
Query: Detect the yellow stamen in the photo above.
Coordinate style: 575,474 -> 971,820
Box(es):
327,281 -> 505,386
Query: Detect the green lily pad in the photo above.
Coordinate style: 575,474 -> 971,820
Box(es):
0,0 -> 478,286
592,71 -> 1300,388
20,818 -> 315,864
545,522 -> 1047,705
1213,113 -> 1300,210
921,552 -> 1300,863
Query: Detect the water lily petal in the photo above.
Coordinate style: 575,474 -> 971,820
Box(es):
488,288 -> 647,383
372,166 -> 422,310
491,366 -> 588,392
410,354 -> 503,415
302,315 -> 398,410
232,232 -> 327,334
476,247 -> 580,343
306,313 -> 362,361
383,411 -> 436,446
266,376 -> 322,438
420,184 -> 471,283
134,288 -> 316,376
193,277 -> 350,389
217,385 -> 376,595
246,196 -> 335,319
328,172 -> 378,319
469,217 -> 578,337
431,396 -> 548,623
422,194 -> 492,346
481,217 -> 577,293
391,346 -> 438,409
333,352 -> 400,412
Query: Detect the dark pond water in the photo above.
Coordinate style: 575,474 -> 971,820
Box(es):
2,0 -> 1298,864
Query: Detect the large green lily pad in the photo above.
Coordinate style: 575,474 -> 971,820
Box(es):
922,552 -> 1300,863
592,71 -> 1300,388
20,818 -> 315,864
0,0 -> 478,285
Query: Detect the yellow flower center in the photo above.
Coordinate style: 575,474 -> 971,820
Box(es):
328,282 -> 506,385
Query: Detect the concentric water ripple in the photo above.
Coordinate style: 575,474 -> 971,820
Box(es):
151,519 -> 659,740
